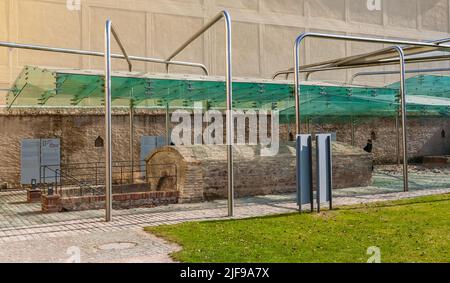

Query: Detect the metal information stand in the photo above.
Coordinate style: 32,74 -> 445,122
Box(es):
296,134 -> 333,213
296,135 -> 313,212
316,134 -> 333,212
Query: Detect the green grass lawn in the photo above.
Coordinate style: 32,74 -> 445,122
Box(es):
145,194 -> 450,263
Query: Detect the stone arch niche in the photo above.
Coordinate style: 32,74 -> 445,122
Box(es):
95,136 -> 104,148
145,142 -> 373,203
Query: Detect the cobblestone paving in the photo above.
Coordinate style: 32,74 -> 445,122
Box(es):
1,168 -> 450,262
0,229 -> 180,263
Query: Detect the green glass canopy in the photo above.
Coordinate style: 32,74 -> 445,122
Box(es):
6,66 -> 450,124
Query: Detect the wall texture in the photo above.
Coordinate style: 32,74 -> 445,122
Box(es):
2,109 -> 450,188
146,143 -> 373,202
0,108 -> 167,187
305,117 -> 450,164
1,0 -> 450,104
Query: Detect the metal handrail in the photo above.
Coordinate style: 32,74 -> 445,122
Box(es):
164,10 -> 234,217
41,165 -> 98,196
41,161 -> 170,193
63,161 -> 146,184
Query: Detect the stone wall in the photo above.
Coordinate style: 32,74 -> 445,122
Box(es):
0,108 -> 167,187
301,117 -> 450,164
146,143 -> 373,202
1,109 -> 450,188
42,190 -> 179,212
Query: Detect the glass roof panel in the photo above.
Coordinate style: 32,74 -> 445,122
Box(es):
7,66 -> 450,123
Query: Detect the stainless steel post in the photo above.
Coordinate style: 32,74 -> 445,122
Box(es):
306,117 -> 310,134
293,36 -> 303,135
165,103 -> 170,145
164,11 -> 234,216
396,113 -> 400,165
129,101 -> 134,183
224,12 -> 234,217
395,46 -> 409,192
351,118 -> 355,146
294,33 -> 409,193
104,20 -> 113,222
111,25 -> 132,72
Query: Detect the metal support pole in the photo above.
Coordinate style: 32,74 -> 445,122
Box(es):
104,20 -> 113,222
165,11 -> 229,73
396,114 -> 400,166
293,33 -> 409,194
111,25 -> 132,72
224,13 -> 234,217
164,11 -> 234,216
351,118 -> 355,146
165,103 -> 170,145
396,46 -> 409,192
293,40 -> 302,135
306,117 -> 310,134
129,101 -> 134,183
104,20 -> 137,221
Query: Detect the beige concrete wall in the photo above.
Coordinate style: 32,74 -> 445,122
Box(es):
1,0 -> 450,104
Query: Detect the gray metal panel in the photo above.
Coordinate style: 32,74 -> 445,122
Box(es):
140,136 -> 165,175
330,132 -> 337,141
40,139 -> 61,183
316,134 -> 332,204
156,136 -> 165,147
140,136 -> 156,173
20,139 -> 41,185
297,134 -> 312,206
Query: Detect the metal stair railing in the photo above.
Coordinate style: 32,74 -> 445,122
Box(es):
40,165 -> 102,196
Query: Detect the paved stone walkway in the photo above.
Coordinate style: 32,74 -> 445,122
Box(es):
1,168 -> 450,262
0,229 -> 180,263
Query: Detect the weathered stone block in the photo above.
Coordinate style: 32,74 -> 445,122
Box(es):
41,194 -> 61,213
58,191 -> 179,212
146,142 -> 373,202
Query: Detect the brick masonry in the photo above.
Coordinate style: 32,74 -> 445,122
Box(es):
41,194 -> 61,213
146,142 -> 373,202
44,190 -> 179,212
26,189 -> 42,203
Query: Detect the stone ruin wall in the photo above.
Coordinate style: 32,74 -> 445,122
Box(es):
1,109 -> 450,188
146,143 -> 373,202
